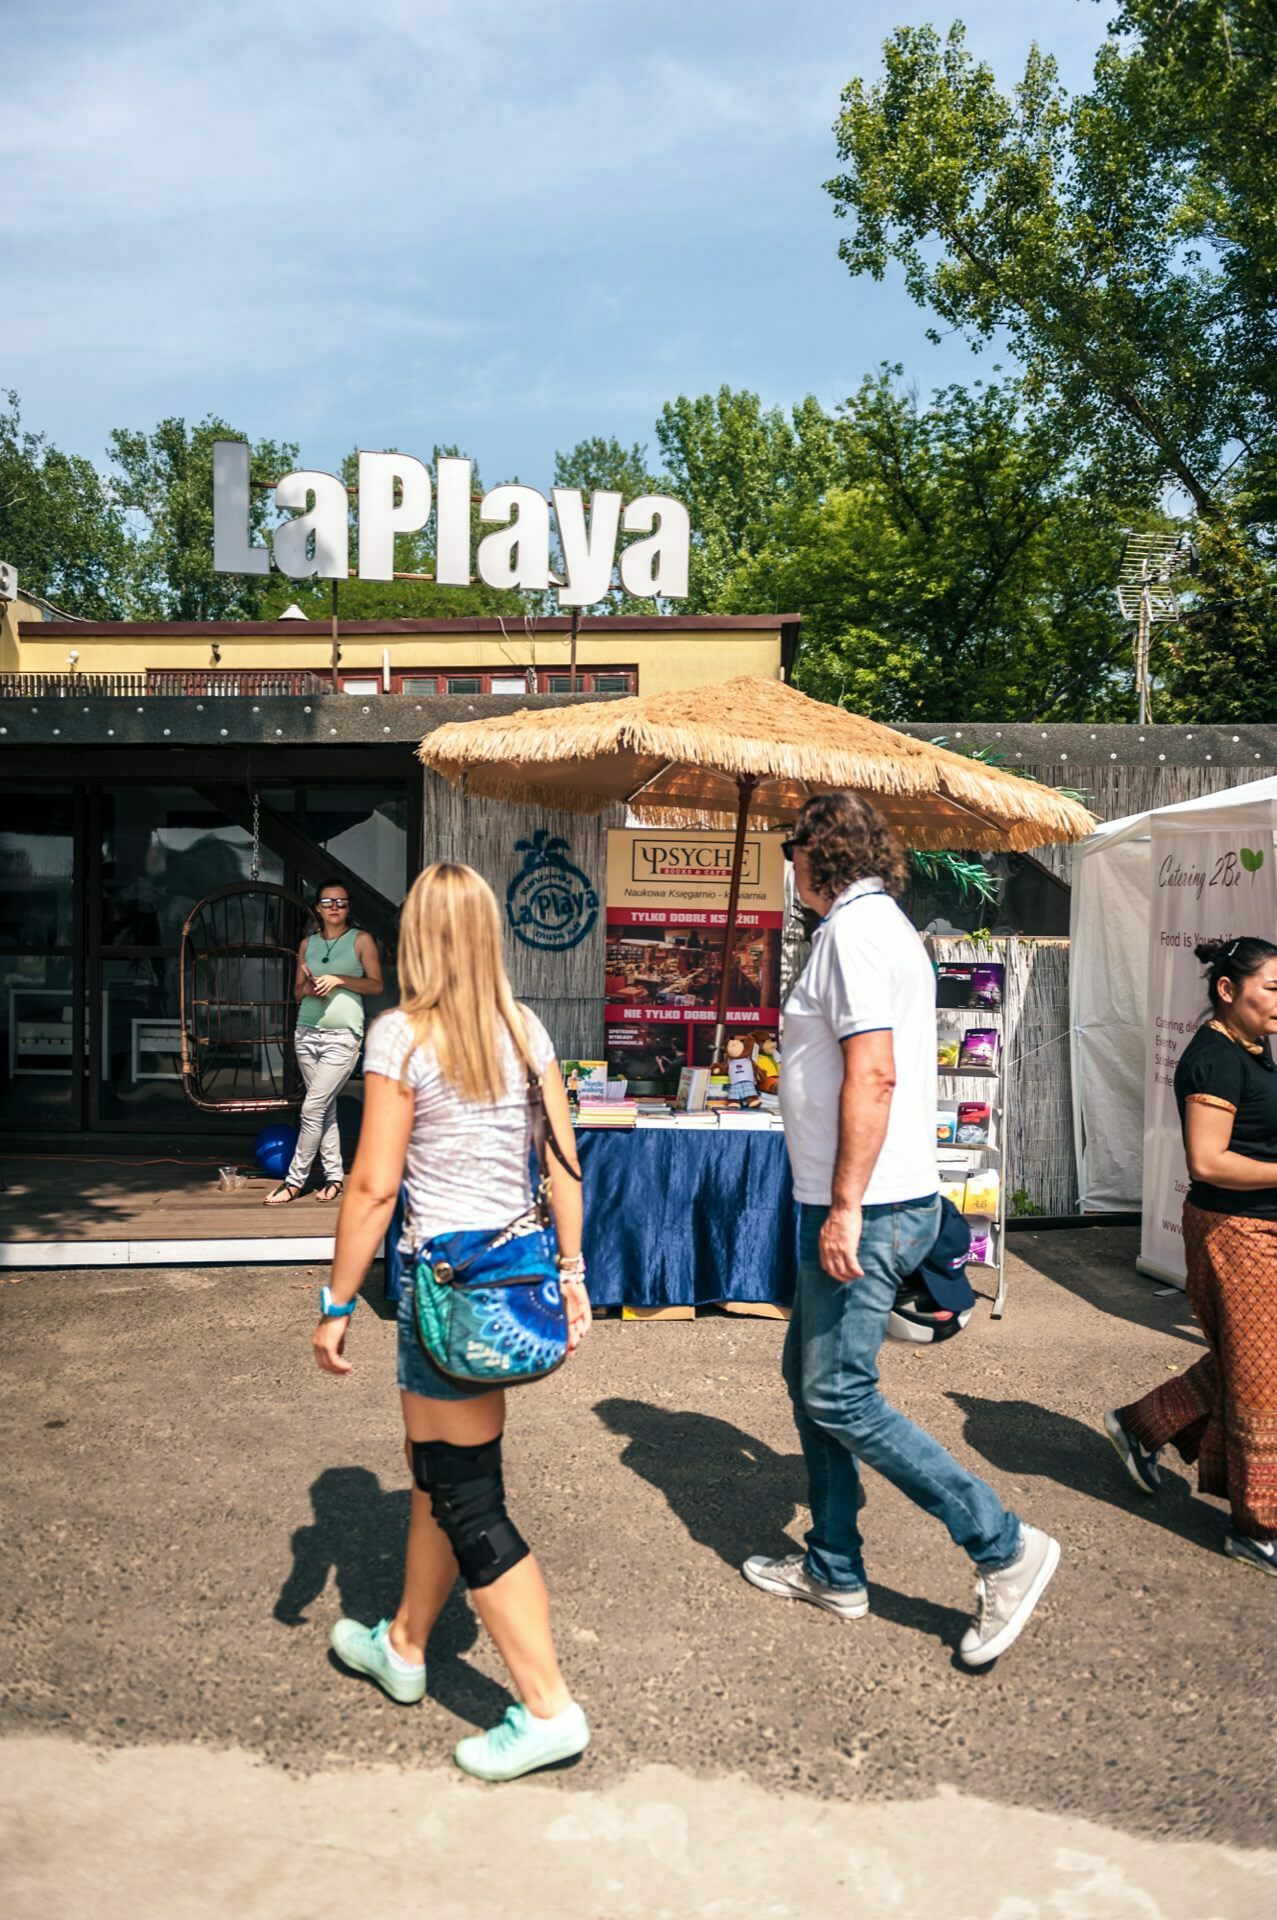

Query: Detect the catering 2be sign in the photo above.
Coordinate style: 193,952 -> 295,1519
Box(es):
603,829 -> 784,1083
1141,808 -> 1277,1284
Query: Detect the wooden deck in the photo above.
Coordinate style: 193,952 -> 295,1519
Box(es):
0,1156 -> 339,1266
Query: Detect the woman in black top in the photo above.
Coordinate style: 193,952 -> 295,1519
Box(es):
1103,937 -> 1277,1574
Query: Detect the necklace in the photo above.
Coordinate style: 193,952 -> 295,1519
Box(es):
317,926 -> 347,965
1208,1017 -> 1264,1056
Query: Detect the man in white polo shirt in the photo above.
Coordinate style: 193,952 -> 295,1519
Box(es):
742,792 -> 1059,1667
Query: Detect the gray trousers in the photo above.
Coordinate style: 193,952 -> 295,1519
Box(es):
286,1028 -> 361,1188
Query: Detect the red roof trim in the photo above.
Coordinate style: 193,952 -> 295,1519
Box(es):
19,614 -> 799,639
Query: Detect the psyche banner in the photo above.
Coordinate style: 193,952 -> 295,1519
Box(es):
603,829 -> 785,1086
1140,813 -> 1277,1284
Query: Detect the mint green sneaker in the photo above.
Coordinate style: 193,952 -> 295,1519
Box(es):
329,1617 -> 426,1705
454,1701 -> 590,1781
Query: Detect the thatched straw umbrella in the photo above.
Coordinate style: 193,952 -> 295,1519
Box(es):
419,674 -> 1095,1059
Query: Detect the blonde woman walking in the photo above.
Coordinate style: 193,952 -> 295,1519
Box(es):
311,862 -> 592,1779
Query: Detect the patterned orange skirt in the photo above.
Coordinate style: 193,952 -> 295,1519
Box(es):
1123,1202 -> 1277,1537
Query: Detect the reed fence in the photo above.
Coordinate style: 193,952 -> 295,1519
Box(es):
0,669 -> 333,699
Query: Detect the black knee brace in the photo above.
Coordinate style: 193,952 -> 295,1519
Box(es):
410,1436 -> 530,1589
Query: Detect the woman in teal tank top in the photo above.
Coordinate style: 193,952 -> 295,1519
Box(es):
265,877 -> 384,1205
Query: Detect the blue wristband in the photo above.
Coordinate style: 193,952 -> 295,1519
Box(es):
319,1285 -> 357,1319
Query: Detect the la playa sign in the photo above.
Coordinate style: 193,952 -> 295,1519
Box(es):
212,441 -> 690,608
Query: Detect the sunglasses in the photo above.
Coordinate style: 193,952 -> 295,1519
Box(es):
318,897 -> 349,909
781,838 -> 808,863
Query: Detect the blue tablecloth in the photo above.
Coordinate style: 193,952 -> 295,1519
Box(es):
384,1129 -> 798,1309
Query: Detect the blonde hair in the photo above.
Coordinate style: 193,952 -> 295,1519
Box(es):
396,862 -> 536,1102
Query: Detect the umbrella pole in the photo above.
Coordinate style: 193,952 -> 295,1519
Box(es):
710,773 -> 758,1069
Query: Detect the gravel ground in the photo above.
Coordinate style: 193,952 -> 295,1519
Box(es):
2,1224 -> 1274,1892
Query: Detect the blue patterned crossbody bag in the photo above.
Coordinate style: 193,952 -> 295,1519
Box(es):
413,1068 -> 582,1389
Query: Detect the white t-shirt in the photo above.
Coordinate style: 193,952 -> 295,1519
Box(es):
780,878 -> 938,1208
362,1006 -> 557,1238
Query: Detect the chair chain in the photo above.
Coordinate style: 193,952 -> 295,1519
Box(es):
250,790 -> 261,883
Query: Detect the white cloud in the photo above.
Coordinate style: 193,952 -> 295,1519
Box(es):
5,0 -> 1113,486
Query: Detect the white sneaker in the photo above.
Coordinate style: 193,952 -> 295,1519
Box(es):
959,1524 -> 1060,1667
741,1551 -> 869,1618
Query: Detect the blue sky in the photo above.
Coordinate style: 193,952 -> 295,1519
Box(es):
7,0 -> 1111,491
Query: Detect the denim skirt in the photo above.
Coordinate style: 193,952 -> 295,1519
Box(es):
396,1275 -> 490,1402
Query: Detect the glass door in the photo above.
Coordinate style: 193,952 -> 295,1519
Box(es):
0,790 -> 84,1128
88,786 -> 284,1130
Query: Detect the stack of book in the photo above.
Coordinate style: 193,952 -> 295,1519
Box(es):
671,1108 -> 719,1129
575,1100 -> 638,1130
716,1107 -> 775,1130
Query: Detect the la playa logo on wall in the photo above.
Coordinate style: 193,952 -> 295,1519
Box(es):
212,442 -> 690,609
506,831 -> 599,953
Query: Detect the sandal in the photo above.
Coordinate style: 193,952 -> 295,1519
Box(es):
314,1181 -> 344,1203
264,1182 -> 301,1206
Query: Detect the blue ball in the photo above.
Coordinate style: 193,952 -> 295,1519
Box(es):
254,1121 -> 299,1178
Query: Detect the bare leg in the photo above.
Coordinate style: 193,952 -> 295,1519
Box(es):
388,1445 -> 458,1664
470,1555 -> 570,1718
399,1387 -> 572,1717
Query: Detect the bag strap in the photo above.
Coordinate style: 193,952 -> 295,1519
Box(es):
525,1065 -> 583,1225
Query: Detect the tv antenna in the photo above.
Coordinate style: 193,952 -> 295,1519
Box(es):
1115,531 -> 1196,724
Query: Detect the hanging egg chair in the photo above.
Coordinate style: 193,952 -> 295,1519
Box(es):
180,881 -> 317,1113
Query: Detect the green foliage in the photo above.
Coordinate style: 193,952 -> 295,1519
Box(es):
553,436 -> 655,502
1158,516 -> 1277,720
0,390 -> 130,616
731,372 -> 1135,720
908,849 -> 997,905
825,8 -> 1277,719
653,387 -> 845,609
108,416 -> 298,619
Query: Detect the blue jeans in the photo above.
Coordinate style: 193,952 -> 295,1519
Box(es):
782,1198 -> 1021,1589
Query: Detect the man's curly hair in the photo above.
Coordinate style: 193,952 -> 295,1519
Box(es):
795,792 -> 908,900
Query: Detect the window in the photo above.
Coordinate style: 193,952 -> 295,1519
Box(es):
386,666 -> 634,695
342,678 -> 380,696
539,669 -> 636,694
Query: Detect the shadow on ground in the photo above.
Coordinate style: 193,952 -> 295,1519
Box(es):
274,1466 -> 509,1728
947,1391 -> 1222,1548
594,1398 -> 967,1649
1009,1226 -> 1204,1345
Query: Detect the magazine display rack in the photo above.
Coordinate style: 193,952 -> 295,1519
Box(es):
928,936 -> 1012,1320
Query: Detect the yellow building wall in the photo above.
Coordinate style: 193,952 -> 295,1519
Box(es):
1,593 -> 46,672
14,625 -> 783,694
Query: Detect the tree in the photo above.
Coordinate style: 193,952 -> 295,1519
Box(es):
553,436 -> 655,503
109,416 -> 298,619
654,388 -> 845,608
0,390 -> 130,616
726,372 -> 1135,721
824,10 -> 1277,717
1161,519 -> 1277,722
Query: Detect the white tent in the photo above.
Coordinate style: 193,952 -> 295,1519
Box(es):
1069,774 -> 1277,1214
